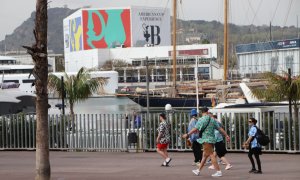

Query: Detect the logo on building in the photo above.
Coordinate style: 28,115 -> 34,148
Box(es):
143,24 -> 161,45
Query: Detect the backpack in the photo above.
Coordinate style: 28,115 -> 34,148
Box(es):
255,126 -> 270,146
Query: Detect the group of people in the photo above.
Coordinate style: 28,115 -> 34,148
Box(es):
155,108 -> 263,177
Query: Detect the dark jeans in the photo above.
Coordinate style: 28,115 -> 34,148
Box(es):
248,147 -> 262,171
192,141 -> 202,163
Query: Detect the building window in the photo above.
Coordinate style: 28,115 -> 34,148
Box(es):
22,79 -> 35,83
4,80 -> 19,83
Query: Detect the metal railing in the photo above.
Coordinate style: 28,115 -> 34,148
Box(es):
0,110 -> 299,153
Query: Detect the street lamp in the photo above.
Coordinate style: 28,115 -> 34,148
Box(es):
165,104 -> 173,123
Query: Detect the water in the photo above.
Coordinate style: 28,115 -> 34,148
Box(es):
48,97 -> 142,115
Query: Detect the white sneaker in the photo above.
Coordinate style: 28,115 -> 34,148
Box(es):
208,165 -> 215,170
161,161 -> 167,167
212,171 -> 222,177
192,169 -> 200,176
225,164 -> 232,170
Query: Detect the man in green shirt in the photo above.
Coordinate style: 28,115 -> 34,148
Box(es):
183,107 -> 230,177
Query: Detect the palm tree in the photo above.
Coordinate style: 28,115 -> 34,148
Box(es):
48,67 -> 107,115
252,71 -> 300,149
22,0 -> 50,179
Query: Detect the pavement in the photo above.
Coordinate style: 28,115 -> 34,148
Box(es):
0,151 -> 300,180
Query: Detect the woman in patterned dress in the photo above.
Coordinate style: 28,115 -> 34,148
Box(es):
156,113 -> 172,167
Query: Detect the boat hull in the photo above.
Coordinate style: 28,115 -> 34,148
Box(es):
128,95 -> 212,108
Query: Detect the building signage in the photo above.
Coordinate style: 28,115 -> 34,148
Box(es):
276,40 -> 298,49
131,8 -> 170,47
168,49 -> 209,56
236,39 -> 300,54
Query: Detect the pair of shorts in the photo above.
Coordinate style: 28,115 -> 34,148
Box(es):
215,141 -> 227,158
157,143 -> 168,150
203,143 -> 214,155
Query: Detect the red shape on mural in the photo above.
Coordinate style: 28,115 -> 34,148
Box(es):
82,9 -> 131,50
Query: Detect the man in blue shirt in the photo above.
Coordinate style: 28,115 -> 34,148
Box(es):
187,109 -> 201,166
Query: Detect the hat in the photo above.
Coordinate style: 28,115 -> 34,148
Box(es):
190,109 -> 197,117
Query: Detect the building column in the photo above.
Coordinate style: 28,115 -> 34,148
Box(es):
165,68 -> 168,82
124,69 -> 127,83
137,69 -> 140,82
180,67 -> 183,82
151,69 -> 154,82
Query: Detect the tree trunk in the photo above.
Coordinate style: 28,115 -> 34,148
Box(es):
70,102 -> 74,117
25,0 -> 51,179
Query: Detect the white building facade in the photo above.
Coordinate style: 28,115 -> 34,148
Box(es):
63,7 -> 222,83
236,39 -> 300,77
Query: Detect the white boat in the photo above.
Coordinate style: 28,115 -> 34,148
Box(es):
0,86 -> 36,115
0,55 -> 119,95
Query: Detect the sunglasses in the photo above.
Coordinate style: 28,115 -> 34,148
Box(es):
248,121 -> 252,123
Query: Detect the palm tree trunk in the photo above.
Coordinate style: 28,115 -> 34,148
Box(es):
23,0 -> 51,179
70,102 -> 74,117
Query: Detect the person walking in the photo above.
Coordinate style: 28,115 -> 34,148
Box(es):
243,117 -> 262,174
188,109 -> 202,166
208,115 -> 232,170
156,113 -> 172,167
182,107 -> 230,177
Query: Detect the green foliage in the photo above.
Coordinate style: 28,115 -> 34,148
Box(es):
201,39 -> 210,44
48,67 -> 107,115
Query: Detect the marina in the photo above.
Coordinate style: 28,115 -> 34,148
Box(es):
1,0 -> 300,179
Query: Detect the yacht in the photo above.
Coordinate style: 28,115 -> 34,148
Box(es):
0,55 -> 36,93
0,55 -> 119,95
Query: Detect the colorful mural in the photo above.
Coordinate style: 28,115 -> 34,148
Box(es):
70,17 -> 83,51
82,9 -> 131,49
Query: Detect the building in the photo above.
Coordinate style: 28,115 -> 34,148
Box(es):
63,7 -> 222,85
236,39 -> 300,77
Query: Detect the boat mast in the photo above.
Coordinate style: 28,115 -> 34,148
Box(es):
223,0 -> 228,81
172,0 -> 177,97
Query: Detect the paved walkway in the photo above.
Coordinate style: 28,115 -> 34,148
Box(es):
0,151 -> 299,180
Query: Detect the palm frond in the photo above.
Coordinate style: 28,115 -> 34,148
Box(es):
251,71 -> 293,102
48,67 -> 108,114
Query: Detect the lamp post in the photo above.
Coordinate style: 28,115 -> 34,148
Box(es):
195,56 -> 199,113
288,68 -> 292,151
145,56 -> 149,122
165,104 -> 173,122
61,76 -> 65,115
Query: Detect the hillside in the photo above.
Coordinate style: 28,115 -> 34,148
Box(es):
0,7 -> 298,63
0,8 -> 76,54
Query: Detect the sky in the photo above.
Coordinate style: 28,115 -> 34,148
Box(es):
0,0 -> 299,41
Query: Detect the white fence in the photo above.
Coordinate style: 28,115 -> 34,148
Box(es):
0,109 -> 299,153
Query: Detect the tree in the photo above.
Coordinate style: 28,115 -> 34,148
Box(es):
252,71 -> 300,147
48,67 -> 107,115
22,0 -> 50,179
100,59 -> 129,70
201,38 -> 210,44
